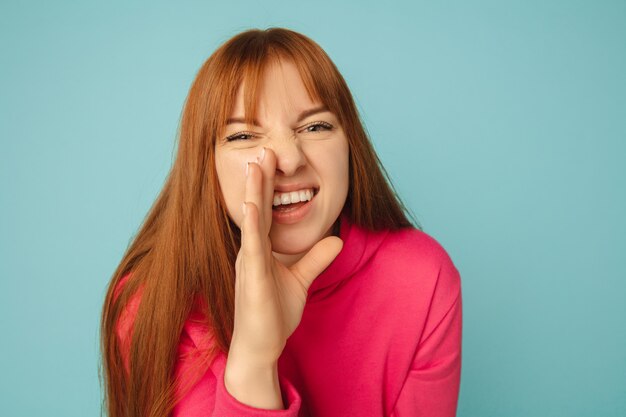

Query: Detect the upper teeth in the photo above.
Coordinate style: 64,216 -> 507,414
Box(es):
273,188 -> 315,206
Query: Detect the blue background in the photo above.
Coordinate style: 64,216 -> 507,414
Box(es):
1,1 -> 624,416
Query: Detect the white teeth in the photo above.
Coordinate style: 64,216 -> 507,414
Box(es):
273,188 -> 315,206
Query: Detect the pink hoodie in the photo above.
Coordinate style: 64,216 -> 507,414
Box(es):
115,214 -> 462,416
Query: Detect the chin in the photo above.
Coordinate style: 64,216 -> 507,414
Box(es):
269,231 -> 315,255
269,222 -> 324,255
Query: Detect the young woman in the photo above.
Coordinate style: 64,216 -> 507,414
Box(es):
101,27 -> 462,417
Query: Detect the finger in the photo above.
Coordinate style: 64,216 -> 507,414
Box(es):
244,159 -> 264,232
240,201 -> 264,262
290,236 -> 343,290
255,147 -> 276,236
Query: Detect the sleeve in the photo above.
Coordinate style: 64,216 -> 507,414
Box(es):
390,251 -> 463,417
172,346 -> 302,417
113,275 -> 302,416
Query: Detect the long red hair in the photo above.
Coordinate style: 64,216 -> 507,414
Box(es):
100,27 -> 418,417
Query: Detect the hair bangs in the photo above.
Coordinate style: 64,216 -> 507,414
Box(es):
215,37 -> 334,140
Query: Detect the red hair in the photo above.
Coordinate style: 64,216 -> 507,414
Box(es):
100,27 -> 417,417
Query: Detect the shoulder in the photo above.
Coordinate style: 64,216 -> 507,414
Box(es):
380,228 -> 452,260
377,227 -> 459,276
114,273 -> 143,334
373,227 -> 461,302
113,273 -> 214,356
113,273 -> 145,371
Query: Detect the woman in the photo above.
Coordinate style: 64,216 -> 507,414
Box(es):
101,27 -> 462,417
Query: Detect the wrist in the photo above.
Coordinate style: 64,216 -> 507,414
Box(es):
224,356 -> 284,409
228,337 -> 284,365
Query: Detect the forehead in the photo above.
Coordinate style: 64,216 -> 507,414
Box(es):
229,59 -> 320,119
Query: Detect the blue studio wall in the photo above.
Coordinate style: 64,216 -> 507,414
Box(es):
1,1 -> 624,416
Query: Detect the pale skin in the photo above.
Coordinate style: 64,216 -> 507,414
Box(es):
216,59 -> 349,409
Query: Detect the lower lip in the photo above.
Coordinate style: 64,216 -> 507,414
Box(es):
272,191 -> 317,225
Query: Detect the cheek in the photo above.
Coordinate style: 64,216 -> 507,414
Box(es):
215,152 -> 248,219
322,141 -> 350,189
303,139 -> 350,208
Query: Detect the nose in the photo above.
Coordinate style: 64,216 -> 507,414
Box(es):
268,134 -> 306,177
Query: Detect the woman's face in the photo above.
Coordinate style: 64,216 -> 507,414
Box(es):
214,59 -> 349,266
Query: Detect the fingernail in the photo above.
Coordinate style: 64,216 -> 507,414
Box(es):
245,162 -> 250,177
258,147 -> 266,163
242,202 -> 247,216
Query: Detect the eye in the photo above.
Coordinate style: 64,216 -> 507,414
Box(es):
225,131 -> 256,142
301,121 -> 334,133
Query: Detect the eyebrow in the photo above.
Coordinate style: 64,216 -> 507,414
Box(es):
225,105 -> 330,126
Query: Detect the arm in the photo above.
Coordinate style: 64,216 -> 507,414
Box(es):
170,334 -> 301,417
390,253 -> 463,417
211,353 -> 301,416
114,148 -> 336,416
114,279 -> 302,417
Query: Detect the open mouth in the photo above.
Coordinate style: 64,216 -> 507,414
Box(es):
272,188 -> 319,213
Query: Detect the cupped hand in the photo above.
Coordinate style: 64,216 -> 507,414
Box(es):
229,146 -> 343,366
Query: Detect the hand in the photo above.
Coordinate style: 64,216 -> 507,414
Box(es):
229,146 -> 343,366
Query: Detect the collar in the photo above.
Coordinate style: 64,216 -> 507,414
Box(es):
306,213 -> 390,301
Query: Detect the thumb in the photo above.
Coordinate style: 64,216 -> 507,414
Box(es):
291,236 -> 343,290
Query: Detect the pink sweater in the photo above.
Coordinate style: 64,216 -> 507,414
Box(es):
115,214 -> 462,416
